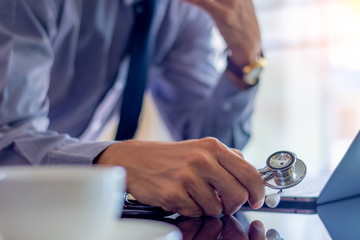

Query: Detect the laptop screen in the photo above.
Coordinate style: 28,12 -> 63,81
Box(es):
317,130 -> 360,205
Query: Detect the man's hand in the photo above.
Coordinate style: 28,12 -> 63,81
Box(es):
97,137 -> 265,217
183,0 -> 262,67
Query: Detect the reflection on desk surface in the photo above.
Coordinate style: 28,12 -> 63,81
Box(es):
125,197 -> 360,240
243,211 -> 331,240
173,212 -> 332,240
125,213 -> 266,240
244,194 -> 360,240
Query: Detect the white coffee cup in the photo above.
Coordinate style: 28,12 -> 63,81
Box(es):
0,166 -> 126,240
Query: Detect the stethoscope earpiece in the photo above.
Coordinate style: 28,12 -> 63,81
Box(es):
265,190 -> 283,208
266,228 -> 283,240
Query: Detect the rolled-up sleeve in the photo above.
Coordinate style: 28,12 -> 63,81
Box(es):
0,0 -> 113,166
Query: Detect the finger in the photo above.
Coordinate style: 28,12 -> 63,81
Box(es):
183,0 -> 228,22
231,148 -> 244,158
158,187 -> 204,217
176,138 -> 248,214
194,218 -> 223,240
186,176 -> 223,216
248,220 -> 266,240
183,0 -> 254,23
176,218 -> 203,240
230,148 -> 264,208
220,215 -> 248,240
215,146 -> 265,209
201,138 -> 265,209
207,165 -> 249,214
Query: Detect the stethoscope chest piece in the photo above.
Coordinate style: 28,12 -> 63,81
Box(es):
260,151 -> 306,189
258,151 -> 307,208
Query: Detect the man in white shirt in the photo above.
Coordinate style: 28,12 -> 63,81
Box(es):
0,0 -> 265,217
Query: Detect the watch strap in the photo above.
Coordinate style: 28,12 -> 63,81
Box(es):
226,53 -> 265,89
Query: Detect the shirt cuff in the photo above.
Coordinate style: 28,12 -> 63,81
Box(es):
45,141 -> 116,165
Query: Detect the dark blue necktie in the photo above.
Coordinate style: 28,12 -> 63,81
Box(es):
115,0 -> 155,140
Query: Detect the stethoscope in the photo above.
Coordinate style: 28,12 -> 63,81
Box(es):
258,150 -> 307,208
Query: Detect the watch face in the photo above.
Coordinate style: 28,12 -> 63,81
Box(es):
267,151 -> 295,170
244,67 -> 262,85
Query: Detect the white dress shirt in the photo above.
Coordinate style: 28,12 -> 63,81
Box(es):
0,0 -> 258,166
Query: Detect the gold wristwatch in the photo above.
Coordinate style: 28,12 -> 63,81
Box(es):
227,53 -> 266,89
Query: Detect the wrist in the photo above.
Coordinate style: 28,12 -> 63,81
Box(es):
226,52 -> 265,90
95,142 -> 121,166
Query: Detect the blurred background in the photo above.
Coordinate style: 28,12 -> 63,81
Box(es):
246,0 -> 360,172
128,0 -> 360,177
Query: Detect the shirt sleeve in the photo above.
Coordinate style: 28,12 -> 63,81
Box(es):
0,0 -> 113,166
150,3 -> 258,149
